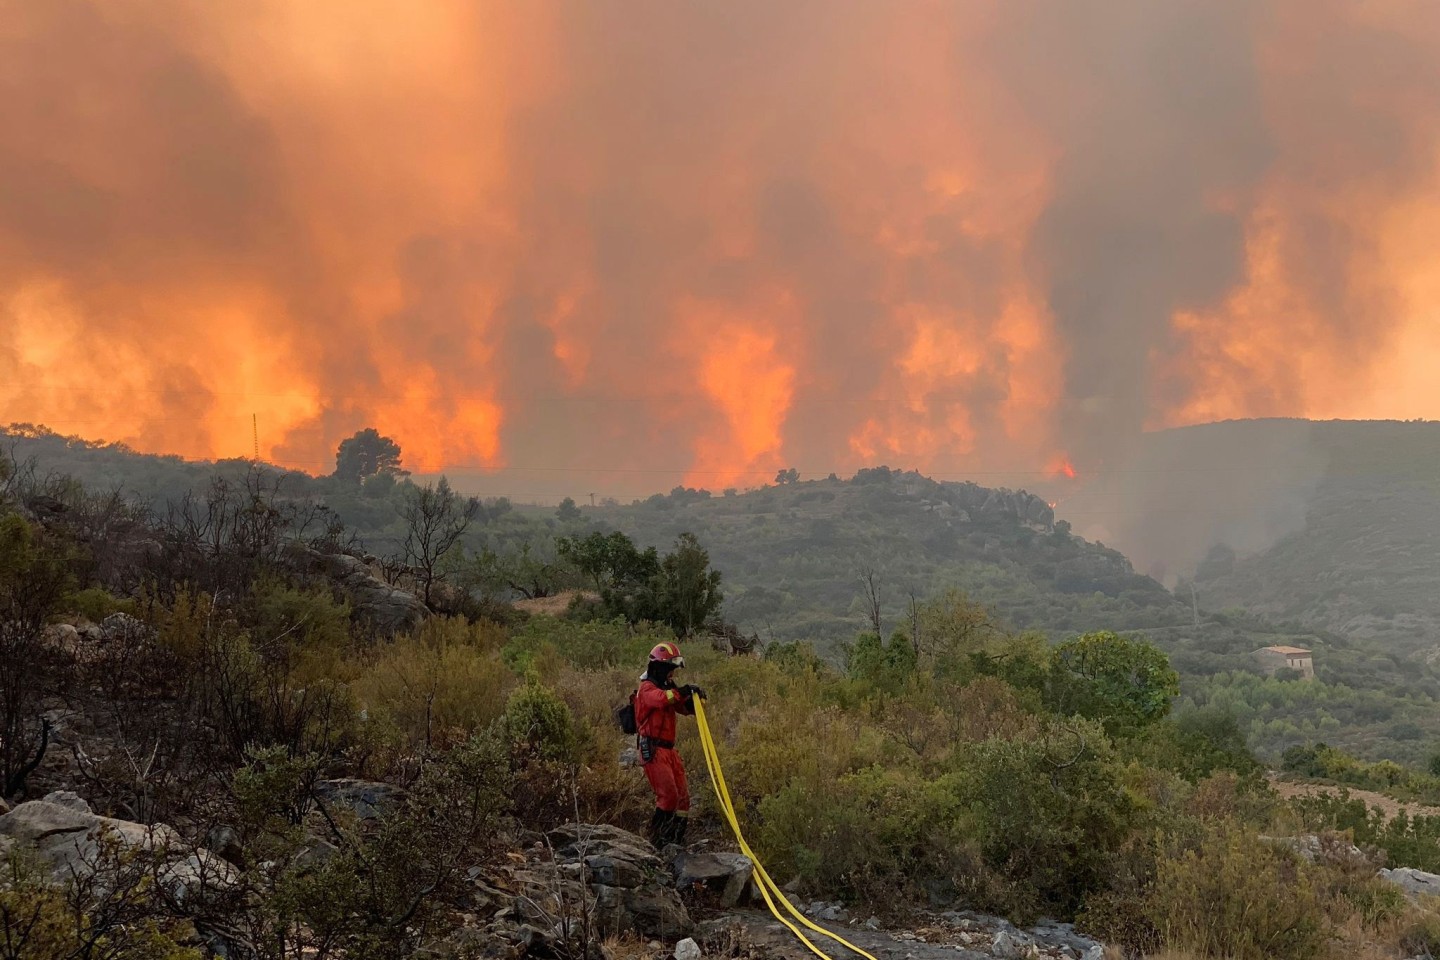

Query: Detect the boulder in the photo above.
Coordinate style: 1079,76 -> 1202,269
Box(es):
1261,833 -> 1368,867
0,799 -> 234,897
674,851 -> 754,908
160,852 -> 236,906
1026,919 -> 1108,959
282,543 -> 428,634
1380,866 -> 1440,899
0,798 -> 95,847
501,824 -> 693,941
803,901 -> 848,922
590,881 -> 693,940
43,623 -> 81,650
586,854 -> 648,889
294,836 -> 341,870
42,790 -> 93,813
100,612 -> 147,639
315,778 -> 405,822
674,938 -> 702,960
205,824 -> 243,866
991,929 -> 1038,959
549,823 -> 663,868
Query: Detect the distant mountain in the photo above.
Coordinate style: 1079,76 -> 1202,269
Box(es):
0,424 -> 1184,643
8,421 -> 1440,763
587,467 -> 1189,644
1174,420 -> 1440,662
8,419 -> 1437,657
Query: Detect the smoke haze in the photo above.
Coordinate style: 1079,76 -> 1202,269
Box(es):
3,1 -> 1438,538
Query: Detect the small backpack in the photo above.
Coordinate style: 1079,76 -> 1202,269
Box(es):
614,691 -> 638,735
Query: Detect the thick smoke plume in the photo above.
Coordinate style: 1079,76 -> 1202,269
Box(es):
3,1 -> 1438,523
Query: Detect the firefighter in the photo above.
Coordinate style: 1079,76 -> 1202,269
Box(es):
635,641 -> 706,848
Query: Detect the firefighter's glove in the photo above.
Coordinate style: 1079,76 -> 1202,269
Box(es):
683,684 -> 708,701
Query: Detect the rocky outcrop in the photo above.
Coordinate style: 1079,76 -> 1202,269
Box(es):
465,823 -> 693,949
315,778 -> 406,822
1380,866 -> 1440,900
101,612 -> 148,639
40,789 -> 92,813
941,481 -> 1055,532
0,796 -> 234,899
1260,833 -> 1369,868
282,543 -> 428,634
674,850 -> 755,908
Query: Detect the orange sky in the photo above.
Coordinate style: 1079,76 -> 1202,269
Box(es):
2,0 -> 1437,494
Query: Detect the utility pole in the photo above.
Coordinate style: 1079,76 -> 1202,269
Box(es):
252,414 -> 260,462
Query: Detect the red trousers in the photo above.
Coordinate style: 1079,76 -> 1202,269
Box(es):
644,747 -> 690,814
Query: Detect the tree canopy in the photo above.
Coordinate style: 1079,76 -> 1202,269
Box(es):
1048,630 -> 1180,730
334,428 -> 408,483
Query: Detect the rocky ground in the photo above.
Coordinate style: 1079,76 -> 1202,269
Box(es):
0,789 -> 1111,959
10,787 -> 1440,959
709,913 -> 1107,960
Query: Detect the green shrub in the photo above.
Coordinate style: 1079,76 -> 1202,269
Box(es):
753,717 -> 1138,921
757,766 -> 955,906
249,578 -> 353,678
503,615 -> 666,674
0,845 -> 201,959
1338,874 -> 1409,928
762,640 -> 828,671
1144,825 -> 1332,960
1126,707 -> 1262,783
498,680 -> 579,764
247,734 -> 509,960
353,617 -> 513,754
944,718 -> 1137,919
846,630 -> 918,696
726,701 -> 889,813
1047,631 -> 1179,732
1282,741 -> 1440,802
65,586 -> 136,622
1288,788 -> 1440,873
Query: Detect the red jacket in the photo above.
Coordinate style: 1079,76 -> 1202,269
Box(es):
635,679 -> 694,743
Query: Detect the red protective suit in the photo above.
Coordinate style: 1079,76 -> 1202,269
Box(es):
635,679 -> 695,813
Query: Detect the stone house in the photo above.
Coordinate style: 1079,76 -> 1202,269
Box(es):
1254,644 -> 1315,680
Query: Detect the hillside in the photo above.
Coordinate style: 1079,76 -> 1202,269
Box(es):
0,425 -> 1186,644
1172,420 -> 1440,661
588,468 -> 1187,644
8,421 -> 1440,764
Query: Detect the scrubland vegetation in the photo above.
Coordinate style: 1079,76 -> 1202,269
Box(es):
5,436 -> 1440,959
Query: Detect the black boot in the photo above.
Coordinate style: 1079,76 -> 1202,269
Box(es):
648,807 -> 673,848
660,812 -> 688,848
668,814 -> 688,848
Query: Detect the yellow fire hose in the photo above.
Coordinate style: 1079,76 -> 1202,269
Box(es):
693,697 -> 879,960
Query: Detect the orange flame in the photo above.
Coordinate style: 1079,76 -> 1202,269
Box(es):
0,1 -> 1437,490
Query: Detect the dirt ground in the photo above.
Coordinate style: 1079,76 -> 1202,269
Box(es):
1268,773 -> 1440,819
511,589 -> 598,616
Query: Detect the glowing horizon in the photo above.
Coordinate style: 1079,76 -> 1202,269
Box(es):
4,0 -> 1438,491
